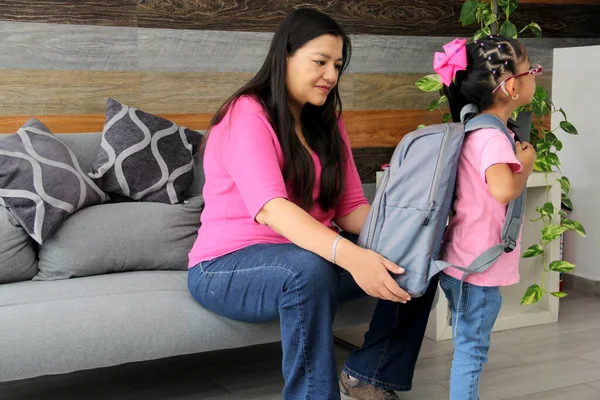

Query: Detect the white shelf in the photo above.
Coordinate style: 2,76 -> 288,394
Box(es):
425,171 -> 562,341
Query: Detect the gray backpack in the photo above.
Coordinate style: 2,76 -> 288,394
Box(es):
357,110 -> 526,297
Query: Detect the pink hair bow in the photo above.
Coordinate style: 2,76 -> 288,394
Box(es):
433,38 -> 468,86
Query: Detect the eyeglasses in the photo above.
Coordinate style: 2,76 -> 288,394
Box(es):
492,64 -> 543,94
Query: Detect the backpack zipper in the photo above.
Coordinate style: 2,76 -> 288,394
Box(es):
366,167 -> 390,247
423,125 -> 451,226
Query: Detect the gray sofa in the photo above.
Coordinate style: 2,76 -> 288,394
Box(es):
0,132 -> 377,383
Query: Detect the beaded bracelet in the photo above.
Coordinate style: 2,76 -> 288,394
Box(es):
331,235 -> 342,264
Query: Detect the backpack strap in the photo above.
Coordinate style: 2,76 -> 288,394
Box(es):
452,113 -> 527,277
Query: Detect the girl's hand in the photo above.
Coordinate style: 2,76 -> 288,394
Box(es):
516,141 -> 536,172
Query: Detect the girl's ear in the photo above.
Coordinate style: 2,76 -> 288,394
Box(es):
504,77 -> 517,97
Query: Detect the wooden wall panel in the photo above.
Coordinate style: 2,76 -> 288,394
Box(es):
352,74 -> 438,111
514,4 -> 600,38
0,110 -> 436,145
0,21 -> 139,72
136,0 -> 466,35
0,0 -> 137,26
0,69 -> 452,115
136,0 -> 600,38
0,70 -> 140,116
139,72 -> 255,115
3,22 -> 589,74
520,0 -> 600,4
0,114 -> 213,136
2,1 -> 597,38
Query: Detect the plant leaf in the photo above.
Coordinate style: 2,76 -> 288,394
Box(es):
484,12 -> 497,28
551,291 -> 568,298
442,113 -> 452,123
460,0 -> 479,26
549,260 -> 576,273
542,201 -> 555,216
531,86 -> 549,116
522,244 -> 544,258
416,74 -> 443,92
417,124 -> 426,129
427,99 -> 440,111
532,101 -> 548,118
562,219 -> 587,237
558,210 -> 568,218
530,123 -> 539,139
545,131 -> 557,142
542,224 -> 568,242
562,194 -> 573,210
557,176 -> 570,195
554,139 -> 563,151
536,141 -> 551,153
499,0 -> 519,18
499,20 -> 518,38
546,152 -> 561,166
560,121 -> 578,135
532,98 -> 548,117
479,4 -> 497,28
476,2 -> 492,24
533,159 -> 552,173
534,85 -> 549,102
521,284 -> 544,305
528,22 -> 542,39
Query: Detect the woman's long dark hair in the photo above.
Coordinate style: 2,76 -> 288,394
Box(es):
205,8 -> 351,211
444,35 -> 525,122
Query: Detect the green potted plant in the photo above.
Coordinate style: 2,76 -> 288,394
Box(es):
414,0 -> 586,304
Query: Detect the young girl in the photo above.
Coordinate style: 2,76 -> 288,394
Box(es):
435,35 -> 539,399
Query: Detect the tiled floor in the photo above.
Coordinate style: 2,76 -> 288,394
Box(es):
2,291 -> 600,399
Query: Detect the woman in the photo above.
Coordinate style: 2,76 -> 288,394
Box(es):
187,8 -> 438,400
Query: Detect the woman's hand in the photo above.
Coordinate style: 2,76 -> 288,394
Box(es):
336,239 -> 411,303
257,198 -> 410,303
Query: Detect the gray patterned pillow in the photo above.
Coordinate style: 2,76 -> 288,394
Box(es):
0,205 -> 38,283
0,119 -> 109,244
89,98 -> 204,204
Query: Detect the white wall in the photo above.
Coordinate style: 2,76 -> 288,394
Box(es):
552,45 -> 600,280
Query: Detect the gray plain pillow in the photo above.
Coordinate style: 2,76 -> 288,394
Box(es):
0,119 -> 109,244
35,195 -> 204,281
0,206 -> 38,284
89,98 -> 204,204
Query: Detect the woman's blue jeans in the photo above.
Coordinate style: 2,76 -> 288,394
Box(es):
188,239 -> 438,399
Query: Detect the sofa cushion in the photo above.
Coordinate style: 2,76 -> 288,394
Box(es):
0,119 -> 109,244
0,270 -> 376,382
89,98 -> 204,204
35,195 -> 204,281
0,206 -> 37,283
